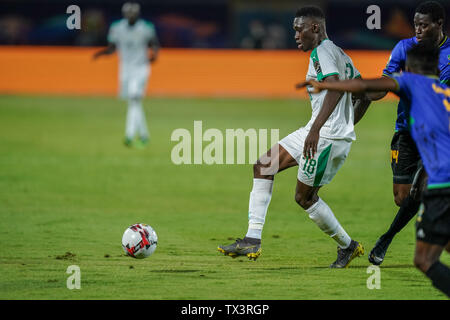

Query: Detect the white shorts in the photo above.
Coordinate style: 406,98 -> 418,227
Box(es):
119,65 -> 150,99
279,127 -> 352,187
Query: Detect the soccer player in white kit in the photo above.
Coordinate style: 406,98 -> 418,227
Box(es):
219,6 -> 371,268
93,2 -> 159,148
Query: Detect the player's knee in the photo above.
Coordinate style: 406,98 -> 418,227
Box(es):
394,195 -> 403,207
393,184 -> 412,206
253,161 -> 274,179
295,192 -> 314,209
253,162 -> 264,177
394,191 -> 408,207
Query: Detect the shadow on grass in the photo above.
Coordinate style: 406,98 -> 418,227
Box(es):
309,264 -> 414,269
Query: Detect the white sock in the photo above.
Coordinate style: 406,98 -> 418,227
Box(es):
125,99 -> 140,140
136,101 -> 149,139
245,178 -> 274,240
306,197 -> 351,249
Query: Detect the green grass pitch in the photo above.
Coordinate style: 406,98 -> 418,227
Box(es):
0,94 -> 448,300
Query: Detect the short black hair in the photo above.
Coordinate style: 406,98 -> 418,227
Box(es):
296,6 -> 325,19
406,41 -> 440,74
415,1 -> 446,23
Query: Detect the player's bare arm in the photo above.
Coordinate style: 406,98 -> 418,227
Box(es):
92,43 -> 116,60
296,76 -> 372,126
302,74 -> 343,159
298,77 -> 398,95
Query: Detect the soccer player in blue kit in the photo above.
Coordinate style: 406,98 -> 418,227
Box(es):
297,43 -> 450,297
367,1 -> 450,265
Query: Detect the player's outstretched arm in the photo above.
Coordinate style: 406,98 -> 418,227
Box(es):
364,75 -> 395,101
92,43 -> 116,60
297,77 -> 398,95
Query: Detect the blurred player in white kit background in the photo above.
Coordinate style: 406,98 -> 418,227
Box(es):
93,2 -> 160,148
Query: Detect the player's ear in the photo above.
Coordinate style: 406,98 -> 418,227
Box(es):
437,18 -> 443,29
312,23 -> 320,33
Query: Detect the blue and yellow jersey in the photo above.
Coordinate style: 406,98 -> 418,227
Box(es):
392,72 -> 450,189
383,36 -> 450,131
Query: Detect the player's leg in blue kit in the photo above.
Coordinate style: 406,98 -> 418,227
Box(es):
369,165 -> 426,265
414,241 -> 450,297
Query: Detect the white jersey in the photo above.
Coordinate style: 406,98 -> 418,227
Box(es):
305,39 -> 360,141
107,19 -> 157,72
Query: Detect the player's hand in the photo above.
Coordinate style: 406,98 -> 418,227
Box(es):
303,129 -> 319,159
295,80 -> 324,93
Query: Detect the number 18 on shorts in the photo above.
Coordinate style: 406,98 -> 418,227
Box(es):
280,128 -> 352,187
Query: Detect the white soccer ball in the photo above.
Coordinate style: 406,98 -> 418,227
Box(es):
122,223 -> 158,259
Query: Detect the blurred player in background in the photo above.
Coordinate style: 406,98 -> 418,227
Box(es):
367,1 -> 449,265
93,2 -> 160,148
298,43 -> 450,297
218,6 -> 371,268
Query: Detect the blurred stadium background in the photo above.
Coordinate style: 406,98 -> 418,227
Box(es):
1,0 -> 449,98
1,0 -> 450,300
3,0 -> 450,49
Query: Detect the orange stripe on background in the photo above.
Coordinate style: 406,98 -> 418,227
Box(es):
0,46 -> 396,99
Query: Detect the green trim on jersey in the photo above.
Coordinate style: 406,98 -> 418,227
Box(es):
110,19 -> 122,27
107,19 -> 123,43
320,72 -> 339,81
311,40 -> 340,81
313,144 -> 332,187
438,35 -> 448,48
428,182 -> 450,190
311,47 -> 322,79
